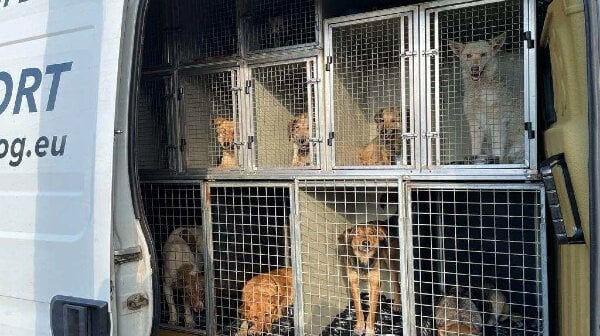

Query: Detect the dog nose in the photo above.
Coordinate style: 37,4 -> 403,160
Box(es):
362,240 -> 369,247
299,137 -> 308,145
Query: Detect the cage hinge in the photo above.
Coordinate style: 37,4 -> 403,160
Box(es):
402,133 -> 417,139
325,56 -> 333,71
177,87 -> 184,100
422,49 -> 439,57
424,132 -> 439,138
524,122 -> 535,139
247,135 -> 254,149
327,131 -> 335,146
114,246 -> 142,265
402,50 -> 418,58
522,31 -> 535,49
244,80 -> 252,94
180,138 -> 187,152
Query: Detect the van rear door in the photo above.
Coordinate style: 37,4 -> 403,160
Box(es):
0,1 -> 125,334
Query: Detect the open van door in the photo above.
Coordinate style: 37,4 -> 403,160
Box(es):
0,1 -> 148,335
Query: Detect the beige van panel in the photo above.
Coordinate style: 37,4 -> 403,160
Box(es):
541,0 -> 589,334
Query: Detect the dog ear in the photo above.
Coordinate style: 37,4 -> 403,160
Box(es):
489,32 -> 507,54
376,225 -> 389,246
287,118 -> 296,141
212,117 -> 225,128
374,109 -> 384,123
447,39 -> 465,55
339,227 -> 355,244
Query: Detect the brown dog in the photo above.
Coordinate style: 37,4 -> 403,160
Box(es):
213,117 -> 238,169
434,287 -> 482,336
339,223 -> 401,336
236,267 -> 294,336
287,113 -> 311,166
359,107 -> 403,166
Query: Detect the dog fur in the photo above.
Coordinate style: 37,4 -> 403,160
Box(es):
339,222 -> 401,336
236,267 -> 294,336
448,33 -> 523,163
359,107 -> 403,166
163,227 -> 206,328
213,117 -> 238,169
287,113 -> 311,166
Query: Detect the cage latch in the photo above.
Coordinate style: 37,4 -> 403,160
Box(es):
327,131 -> 335,146
402,133 -> 417,139
424,132 -> 439,138
402,50 -> 418,58
245,80 -> 252,94
522,31 -> 535,49
540,153 -> 585,245
247,135 -> 254,149
524,122 -> 535,139
310,137 -> 323,143
306,78 -> 321,84
422,49 -> 439,57
325,56 -> 333,71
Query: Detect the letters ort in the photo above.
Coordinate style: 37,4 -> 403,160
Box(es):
0,62 -> 72,114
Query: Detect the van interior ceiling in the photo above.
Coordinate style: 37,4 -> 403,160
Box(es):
129,0 -> 591,335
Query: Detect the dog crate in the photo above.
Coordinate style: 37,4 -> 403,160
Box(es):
407,183 -> 546,336
207,183 -> 295,335
247,58 -> 322,170
325,9 -> 418,169
139,181 -> 207,333
180,68 -> 244,172
245,0 -> 320,53
296,179 -> 407,335
424,0 -> 535,169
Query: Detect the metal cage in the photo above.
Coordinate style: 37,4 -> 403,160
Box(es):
423,0 -> 535,169
247,58 -> 322,170
139,182 -> 207,333
207,183 -> 295,335
406,183 -> 546,336
296,179 -> 406,336
180,68 -> 243,172
325,9 -> 418,169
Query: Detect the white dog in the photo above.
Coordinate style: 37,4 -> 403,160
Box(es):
448,32 -> 523,163
163,227 -> 205,328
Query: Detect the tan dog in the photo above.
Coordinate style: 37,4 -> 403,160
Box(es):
359,107 -> 403,165
339,222 -> 401,336
236,267 -> 294,336
287,113 -> 311,166
213,117 -> 238,169
163,227 -> 205,327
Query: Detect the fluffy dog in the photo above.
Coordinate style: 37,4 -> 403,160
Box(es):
359,107 -> 403,166
236,267 -> 294,336
287,113 -> 311,166
339,222 -> 401,336
163,227 -> 205,327
448,33 -> 523,163
213,117 -> 238,169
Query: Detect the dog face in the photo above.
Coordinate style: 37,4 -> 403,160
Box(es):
374,107 -> 402,145
287,113 -> 310,154
448,32 -> 506,82
343,224 -> 388,260
213,117 -> 235,151
176,264 -> 205,312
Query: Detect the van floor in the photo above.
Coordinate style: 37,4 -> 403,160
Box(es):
157,330 -> 189,336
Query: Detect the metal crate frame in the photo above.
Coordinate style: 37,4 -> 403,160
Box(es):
403,182 -> 548,336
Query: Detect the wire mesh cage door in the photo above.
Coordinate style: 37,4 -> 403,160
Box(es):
180,68 -> 244,172
424,0 -> 534,169
206,183 -> 296,335
139,181 -> 207,333
407,183 -> 547,336
325,9 -> 418,169
248,58 -> 322,170
245,0 -> 320,53
173,0 -> 239,65
296,179 -> 409,336
136,75 -> 178,172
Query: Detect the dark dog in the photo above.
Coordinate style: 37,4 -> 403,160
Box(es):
339,222 -> 401,336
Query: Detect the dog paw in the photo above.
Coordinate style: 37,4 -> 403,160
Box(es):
354,321 -> 366,335
365,327 -> 376,336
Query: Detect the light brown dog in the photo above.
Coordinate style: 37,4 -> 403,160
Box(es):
434,287 -> 482,336
213,117 -> 238,169
339,222 -> 401,336
236,267 -> 294,336
287,113 -> 311,166
359,107 -> 403,166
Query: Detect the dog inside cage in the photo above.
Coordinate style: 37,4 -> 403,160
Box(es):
298,181 -> 403,336
410,186 -> 544,336
139,182 -> 207,331
209,185 -> 294,335
429,0 -> 526,166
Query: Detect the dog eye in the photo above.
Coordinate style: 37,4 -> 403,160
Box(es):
466,53 -> 472,59
481,52 -> 487,57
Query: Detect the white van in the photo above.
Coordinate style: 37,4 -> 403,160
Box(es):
0,0 -> 599,335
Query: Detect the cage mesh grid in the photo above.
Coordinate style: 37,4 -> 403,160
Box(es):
209,184 -> 293,335
328,13 -> 415,168
409,185 -> 544,336
427,0 -> 525,166
250,60 -> 320,169
139,182 -> 206,332
246,0 -> 318,52
181,69 -> 242,171
142,0 -> 171,68
297,180 -> 404,336
174,0 -> 238,64
136,77 -> 172,171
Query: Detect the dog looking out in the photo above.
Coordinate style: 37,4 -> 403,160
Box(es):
213,117 -> 238,169
287,113 -> 311,166
359,107 -> 403,166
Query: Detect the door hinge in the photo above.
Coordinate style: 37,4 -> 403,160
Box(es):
524,122 -> 535,139
522,31 -> 535,49
245,80 -> 252,94
126,293 -> 149,311
325,56 -> 333,71
327,131 -> 335,146
247,135 -> 254,149
114,246 -> 142,265
177,87 -> 184,100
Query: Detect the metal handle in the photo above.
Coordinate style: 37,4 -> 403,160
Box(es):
540,153 -> 585,244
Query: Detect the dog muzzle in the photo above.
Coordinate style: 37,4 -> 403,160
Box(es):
470,66 -> 482,81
